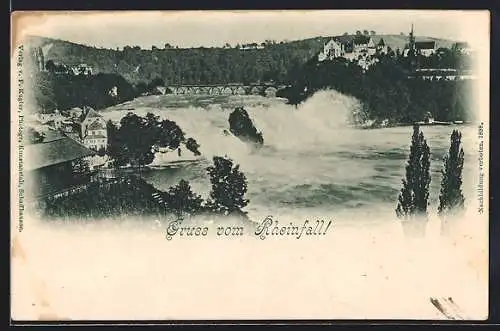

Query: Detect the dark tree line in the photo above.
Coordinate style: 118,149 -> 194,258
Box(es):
31,38 -> 321,86
278,51 -> 474,124
32,71 -> 138,113
40,155 -> 250,220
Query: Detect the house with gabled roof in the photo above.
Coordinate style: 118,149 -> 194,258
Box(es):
24,131 -> 96,199
77,106 -> 108,152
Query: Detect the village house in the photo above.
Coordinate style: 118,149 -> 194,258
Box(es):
46,61 -> 93,76
67,107 -> 84,119
77,107 -> 108,152
32,110 -> 67,130
68,63 -> 93,76
24,131 -> 96,200
108,86 -> 119,97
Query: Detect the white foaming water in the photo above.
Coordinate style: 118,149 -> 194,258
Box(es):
102,90 -> 479,224
103,90 -> 360,160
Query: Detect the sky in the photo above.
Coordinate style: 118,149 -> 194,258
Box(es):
16,10 -> 489,49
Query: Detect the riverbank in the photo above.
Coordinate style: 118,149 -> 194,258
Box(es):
357,120 -> 475,130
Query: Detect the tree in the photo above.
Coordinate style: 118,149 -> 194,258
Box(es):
118,113 -> 155,170
157,119 -> 185,149
206,156 -> 249,216
106,120 -> 129,167
163,179 -> 204,217
396,124 -> 431,233
135,81 -> 148,95
438,130 -> 465,231
45,59 -> 56,72
150,76 -> 165,88
107,112 -> 200,170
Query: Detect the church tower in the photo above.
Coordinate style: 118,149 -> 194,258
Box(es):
409,23 -> 415,53
408,23 -> 419,70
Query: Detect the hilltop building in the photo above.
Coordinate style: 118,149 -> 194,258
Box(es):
318,34 -> 382,71
403,24 -> 436,58
318,39 -> 345,61
352,35 -> 372,53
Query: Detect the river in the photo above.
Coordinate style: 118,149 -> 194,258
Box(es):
102,90 -> 479,225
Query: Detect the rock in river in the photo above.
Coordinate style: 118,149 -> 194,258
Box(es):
228,107 -> 264,147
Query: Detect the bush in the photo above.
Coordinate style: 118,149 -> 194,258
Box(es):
163,179 -> 204,217
41,176 -> 164,219
25,127 -> 45,144
206,156 -> 249,216
185,137 -> 201,156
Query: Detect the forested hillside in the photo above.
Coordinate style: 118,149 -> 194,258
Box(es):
25,34 -> 458,86
30,71 -> 138,113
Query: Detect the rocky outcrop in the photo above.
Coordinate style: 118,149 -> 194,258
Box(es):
228,107 -> 264,146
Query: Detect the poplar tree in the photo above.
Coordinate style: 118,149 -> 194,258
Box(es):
438,130 -> 465,217
396,124 -> 431,221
